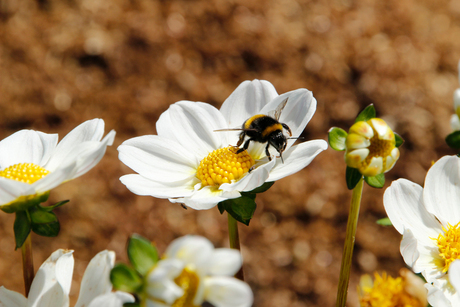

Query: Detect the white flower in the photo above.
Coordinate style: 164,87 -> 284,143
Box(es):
118,80 -> 327,210
144,235 -> 253,307
0,249 -> 134,307
0,119 -> 115,211
383,155 -> 460,306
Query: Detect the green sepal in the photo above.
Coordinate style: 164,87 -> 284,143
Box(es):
110,263 -> 143,293
123,303 -> 140,307
127,234 -> 159,276
217,194 -> 257,226
446,131 -> 460,149
394,133 -> 404,148
364,173 -> 385,189
29,207 -> 60,237
355,104 -> 376,123
14,210 -> 31,249
246,181 -> 275,194
328,127 -> 348,151
376,217 -> 392,226
346,166 -> 363,190
39,200 -> 70,212
1,192 -> 50,214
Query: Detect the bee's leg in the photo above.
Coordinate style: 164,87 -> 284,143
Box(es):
236,132 -> 245,147
265,144 -> 272,161
236,139 -> 252,154
282,123 -> 292,136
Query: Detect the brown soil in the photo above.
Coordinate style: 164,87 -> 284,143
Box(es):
0,0 -> 458,306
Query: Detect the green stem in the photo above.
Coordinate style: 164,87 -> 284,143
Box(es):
227,213 -> 244,281
21,233 -> 34,297
336,177 -> 364,307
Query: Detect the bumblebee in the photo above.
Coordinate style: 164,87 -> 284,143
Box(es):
217,98 -> 294,162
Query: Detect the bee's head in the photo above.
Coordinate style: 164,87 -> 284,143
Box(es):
269,131 -> 288,162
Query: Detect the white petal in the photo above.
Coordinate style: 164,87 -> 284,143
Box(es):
220,159 -> 275,193
118,135 -> 197,182
220,80 -> 278,128
146,259 -> 184,305
362,156 -> 383,177
450,260 -> 460,292
44,119 -> 106,171
426,276 -> 459,307
170,186 -> 241,210
450,115 -> 460,131
165,236 -> 214,270
369,118 -> 389,138
423,156 -> 460,225
208,249 -> 242,276
156,101 -> 228,158
204,277 -> 253,307
145,300 -> 170,307
267,140 -> 327,182
399,228 -> 420,269
425,281 -> 452,307
31,161 -> 77,193
259,89 -> 317,146
0,130 -> 58,168
0,178 -> 35,206
75,250 -> 115,307
383,178 -> 442,242
28,249 -> 74,307
414,242 -> 444,282
119,174 -> 196,198
454,88 -> 460,109
86,292 -> 135,307
0,286 -> 27,307
67,130 -> 116,179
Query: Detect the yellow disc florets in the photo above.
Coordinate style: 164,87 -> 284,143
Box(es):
358,271 -> 426,307
435,222 -> 460,273
172,267 -> 200,307
196,146 -> 255,187
0,163 -> 50,184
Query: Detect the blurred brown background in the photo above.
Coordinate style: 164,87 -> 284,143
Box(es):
0,0 -> 458,306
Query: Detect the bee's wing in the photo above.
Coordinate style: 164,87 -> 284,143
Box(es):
272,97 -> 289,120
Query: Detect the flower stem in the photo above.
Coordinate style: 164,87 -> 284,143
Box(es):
336,177 -> 364,307
227,213 -> 244,281
21,233 -> 34,297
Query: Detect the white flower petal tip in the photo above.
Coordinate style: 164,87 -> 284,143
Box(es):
0,286 -> 27,307
145,235 -> 251,307
119,80 -> 321,210
369,118 -> 390,138
345,134 -> 370,149
451,114 -> 460,131
454,89 -> 460,109
361,156 -> 383,177
345,148 -> 369,168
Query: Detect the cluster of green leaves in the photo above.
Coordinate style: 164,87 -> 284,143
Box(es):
328,104 -> 404,190
446,130 -> 460,150
111,234 -> 159,307
217,181 -> 275,225
10,193 -> 69,249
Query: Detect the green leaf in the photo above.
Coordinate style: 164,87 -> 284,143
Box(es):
394,133 -> 404,148
364,173 -> 385,188
218,195 -> 257,226
39,200 -> 70,212
355,104 -> 376,123
14,211 -> 31,249
346,167 -> 362,190
328,127 -> 348,151
376,217 -> 392,226
110,263 -> 143,293
446,131 -> 460,149
128,234 -> 159,276
246,181 -> 275,194
123,303 -> 140,307
29,208 -> 60,237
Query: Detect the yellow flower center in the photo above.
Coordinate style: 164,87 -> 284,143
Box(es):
359,272 -> 424,307
435,222 -> 460,273
172,267 -> 200,307
196,146 -> 255,187
0,163 -> 50,184
362,131 -> 394,170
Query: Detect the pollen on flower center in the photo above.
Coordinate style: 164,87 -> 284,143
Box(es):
196,146 -> 255,187
359,272 -> 425,307
172,267 -> 200,307
362,133 -> 394,169
435,222 -> 460,273
0,163 -> 50,184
